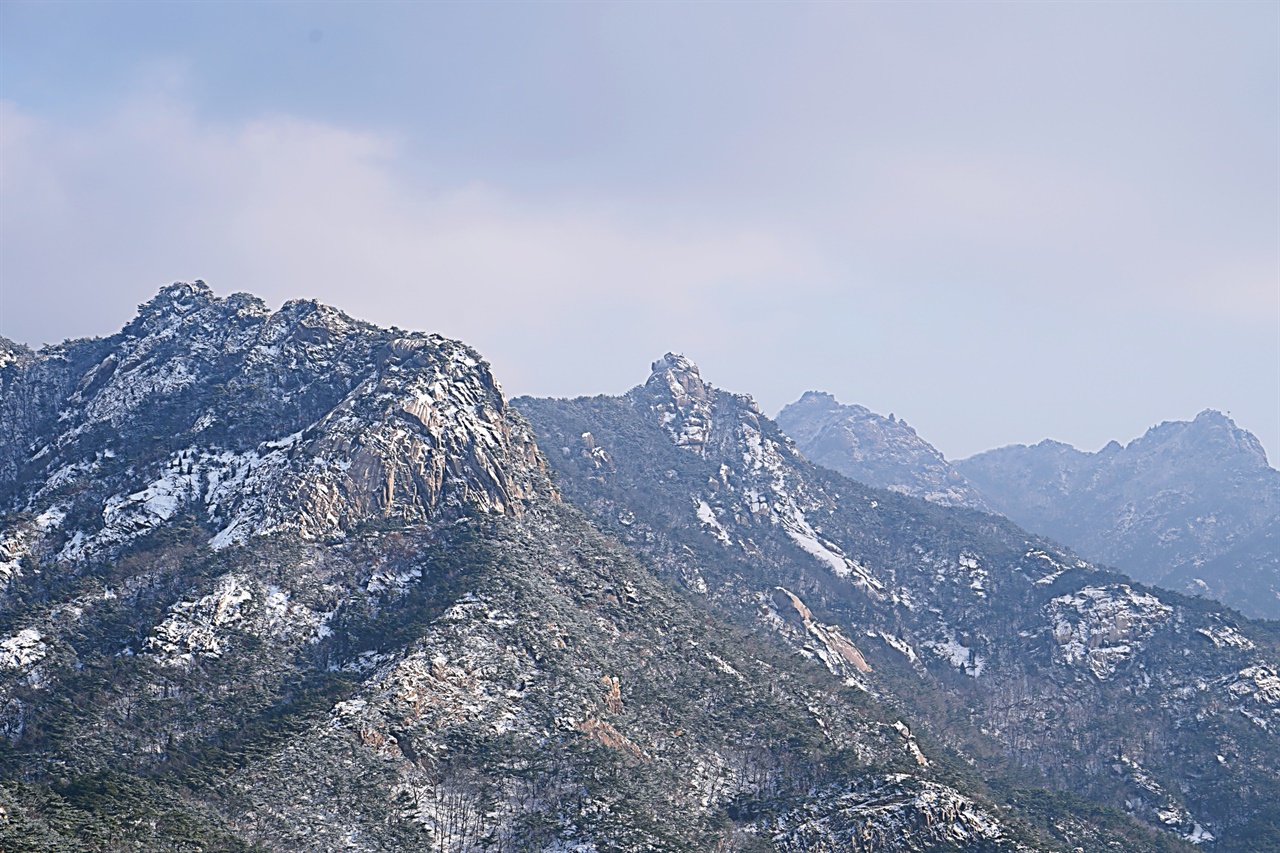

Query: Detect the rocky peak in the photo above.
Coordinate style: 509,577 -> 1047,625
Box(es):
646,352 -> 709,406
0,282 -> 550,568
1131,409 -> 1271,469
791,389 -> 840,412
640,353 -> 716,455
124,280 -> 222,336
626,360 -> 885,596
776,391 -> 990,511
1194,409 -> 1231,425
636,353 -> 770,460
152,278 -> 216,308
777,391 -> 855,440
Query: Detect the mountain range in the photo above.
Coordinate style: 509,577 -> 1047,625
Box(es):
0,283 -> 1275,851
776,392 -> 1280,621
957,414 -> 1280,621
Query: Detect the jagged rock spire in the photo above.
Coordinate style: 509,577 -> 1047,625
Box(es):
646,353 -> 709,406
642,353 -> 713,455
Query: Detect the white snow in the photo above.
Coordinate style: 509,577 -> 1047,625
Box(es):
0,628 -> 48,670
878,632 -> 921,666
780,508 -> 882,591
958,551 -> 987,598
1195,624 -> 1254,650
706,652 -> 745,681
0,528 -> 35,587
1185,824 -> 1216,844
367,565 -> 424,597
926,634 -> 984,677
1224,665 -> 1280,728
35,506 -> 66,531
146,574 -> 254,665
1027,549 -> 1070,585
694,499 -> 731,546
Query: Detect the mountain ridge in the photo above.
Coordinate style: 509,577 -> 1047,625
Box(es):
1,286 -> 1105,852
2,291 -> 1276,851
956,409 -> 1280,620
516,353 -> 1280,851
775,387 -> 1279,621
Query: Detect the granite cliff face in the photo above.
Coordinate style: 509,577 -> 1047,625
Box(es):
776,391 -> 990,511
956,412 -> 1280,620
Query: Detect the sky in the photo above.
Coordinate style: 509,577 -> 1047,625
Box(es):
1,1 -> 1277,462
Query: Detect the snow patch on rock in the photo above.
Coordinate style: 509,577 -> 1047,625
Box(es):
1195,624 -> 1254,651
147,574 -> 254,665
924,634 -> 985,677
0,628 -> 48,671
1046,585 -> 1171,680
695,499 -> 731,546
1223,665 -> 1280,729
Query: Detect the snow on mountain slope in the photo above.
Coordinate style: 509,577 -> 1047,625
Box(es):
1,289 -> 1064,852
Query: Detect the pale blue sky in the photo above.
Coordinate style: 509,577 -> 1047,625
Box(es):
2,1 -> 1276,460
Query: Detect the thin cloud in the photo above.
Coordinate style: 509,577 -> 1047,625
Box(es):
0,96 -> 823,375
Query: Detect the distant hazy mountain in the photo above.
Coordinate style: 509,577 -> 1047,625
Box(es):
776,391 -> 990,510
956,411 -> 1280,621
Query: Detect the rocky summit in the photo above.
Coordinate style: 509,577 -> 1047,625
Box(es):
0,282 -> 542,558
0,291 -> 1277,852
776,391 -> 990,511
